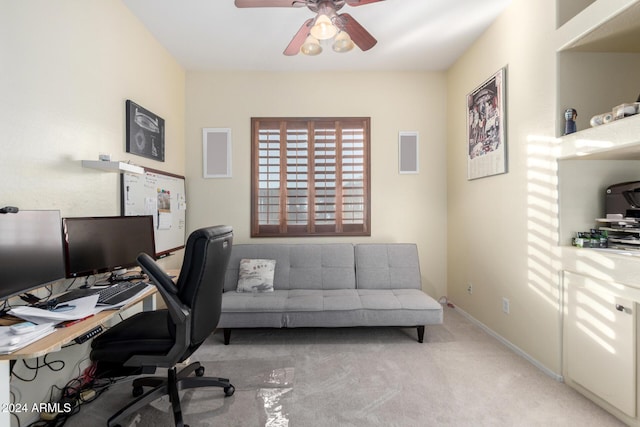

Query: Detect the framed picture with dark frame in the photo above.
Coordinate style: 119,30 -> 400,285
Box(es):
467,66 -> 507,180
126,100 -> 165,162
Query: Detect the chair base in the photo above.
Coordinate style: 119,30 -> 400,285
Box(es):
107,361 -> 234,427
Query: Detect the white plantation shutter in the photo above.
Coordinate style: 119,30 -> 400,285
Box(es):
251,117 -> 370,237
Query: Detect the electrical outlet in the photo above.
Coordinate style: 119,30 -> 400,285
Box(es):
467,283 -> 473,295
502,297 -> 510,314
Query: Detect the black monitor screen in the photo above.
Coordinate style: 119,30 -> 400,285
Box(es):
0,210 -> 66,301
63,216 -> 155,278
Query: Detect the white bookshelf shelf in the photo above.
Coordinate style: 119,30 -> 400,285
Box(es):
81,160 -> 144,175
556,0 -> 640,52
557,113 -> 640,160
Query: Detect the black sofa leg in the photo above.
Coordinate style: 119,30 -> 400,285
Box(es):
417,326 -> 424,343
223,328 -> 231,345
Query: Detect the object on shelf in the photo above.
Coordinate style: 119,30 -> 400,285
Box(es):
613,103 -> 640,120
572,230 -> 607,248
564,108 -> 577,135
595,217 -> 640,251
590,103 -> 640,128
589,111 -> 613,127
605,181 -> 640,217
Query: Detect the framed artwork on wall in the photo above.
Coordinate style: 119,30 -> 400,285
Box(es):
467,66 -> 507,180
126,100 -> 165,162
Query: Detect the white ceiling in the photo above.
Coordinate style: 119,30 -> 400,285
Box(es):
121,0 -> 513,72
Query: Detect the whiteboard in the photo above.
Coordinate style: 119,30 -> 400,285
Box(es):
121,167 -> 186,257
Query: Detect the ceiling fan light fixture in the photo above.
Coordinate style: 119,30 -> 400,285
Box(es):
332,31 -> 354,53
310,14 -> 337,40
300,35 -> 322,56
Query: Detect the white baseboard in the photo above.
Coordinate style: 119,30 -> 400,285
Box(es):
453,306 -> 564,382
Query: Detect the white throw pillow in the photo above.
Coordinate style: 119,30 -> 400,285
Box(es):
236,259 -> 276,292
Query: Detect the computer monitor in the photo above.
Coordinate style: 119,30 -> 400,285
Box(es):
62,215 -> 156,278
0,210 -> 66,301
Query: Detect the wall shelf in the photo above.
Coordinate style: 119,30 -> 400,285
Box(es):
556,0 -> 640,52
557,114 -> 640,160
81,160 -> 144,175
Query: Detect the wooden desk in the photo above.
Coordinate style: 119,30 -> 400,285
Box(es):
0,286 -> 157,424
0,285 -> 156,361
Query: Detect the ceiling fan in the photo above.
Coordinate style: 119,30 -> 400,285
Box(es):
234,0 -> 384,56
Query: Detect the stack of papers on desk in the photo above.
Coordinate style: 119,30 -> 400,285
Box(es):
8,295 -> 101,325
0,323 -> 55,354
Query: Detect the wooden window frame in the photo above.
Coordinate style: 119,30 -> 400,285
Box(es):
251,117 -> 371,237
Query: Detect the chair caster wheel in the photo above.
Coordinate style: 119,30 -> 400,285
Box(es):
132,386 -> 144,397
195,366 -> 205,377
224,385 -> 235,397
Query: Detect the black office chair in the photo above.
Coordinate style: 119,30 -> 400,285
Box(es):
90,225 -> 235,427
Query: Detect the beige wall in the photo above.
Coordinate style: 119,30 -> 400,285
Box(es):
446,0 -> 561,373
186,71 -> 448,298
1,0 -> 186,215
1,1 -> 185,425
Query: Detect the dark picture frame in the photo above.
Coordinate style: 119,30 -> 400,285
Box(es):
126,100 -> 165,162
467,66 -> 507,180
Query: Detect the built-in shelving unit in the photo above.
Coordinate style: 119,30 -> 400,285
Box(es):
556,1 -> 640,425
81,160 -> 144,175
556,0 -> 640,244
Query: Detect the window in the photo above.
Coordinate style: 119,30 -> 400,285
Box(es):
251,117 -> 371,237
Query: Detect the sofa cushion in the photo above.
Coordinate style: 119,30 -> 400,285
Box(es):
218,288 -> 443,329
224,244 -> 355,292
236,258 -> 276,292
355,244 -> 422,290
222,290 -> 289,312
286,289 -> 363,312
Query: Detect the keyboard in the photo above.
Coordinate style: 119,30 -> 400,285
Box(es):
52,281 -> 149,306
96,281 -> 149,305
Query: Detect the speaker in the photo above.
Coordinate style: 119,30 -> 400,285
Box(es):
202,128 -> 232,178
399,131 -> 419,174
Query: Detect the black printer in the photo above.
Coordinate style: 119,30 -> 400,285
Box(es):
606,181 -> 640,217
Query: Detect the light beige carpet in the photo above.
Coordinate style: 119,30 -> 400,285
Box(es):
64,306 -> 624,426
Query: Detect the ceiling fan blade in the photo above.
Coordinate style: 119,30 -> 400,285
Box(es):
345,0 -> 385,6
234,0 -> 304,7
283,18 -> 313,56
335,13 -> 377,51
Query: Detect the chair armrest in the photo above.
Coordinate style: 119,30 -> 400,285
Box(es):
125,253 -> 191,368
137,253 -> 187,324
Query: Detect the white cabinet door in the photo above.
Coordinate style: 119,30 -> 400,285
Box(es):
564,271 -> 636,417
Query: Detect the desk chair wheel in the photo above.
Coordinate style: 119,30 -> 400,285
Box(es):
224,385 -> 235,397
195,366 -> 205,376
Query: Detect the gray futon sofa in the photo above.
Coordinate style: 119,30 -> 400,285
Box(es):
218,243 -> 443,344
